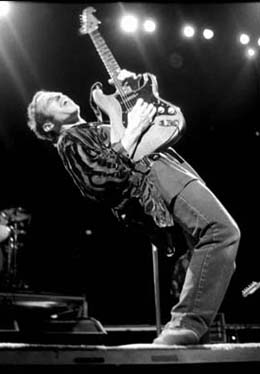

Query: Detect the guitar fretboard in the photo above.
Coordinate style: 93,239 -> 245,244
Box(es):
90,30 -> 121,79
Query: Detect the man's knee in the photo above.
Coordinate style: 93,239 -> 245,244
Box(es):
222,219 -> 240,263
227,219 -> 241,245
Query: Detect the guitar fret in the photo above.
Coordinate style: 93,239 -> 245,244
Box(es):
90,30 -> 120,77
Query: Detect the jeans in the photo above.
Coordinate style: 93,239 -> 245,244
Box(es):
168,179 -> 240,339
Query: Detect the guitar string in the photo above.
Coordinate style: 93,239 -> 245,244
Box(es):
112,77 -> 136,112
88,27 -> 163,125
90,31 -> 135,114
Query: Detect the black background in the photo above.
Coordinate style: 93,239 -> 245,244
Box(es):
0,2 -> 259,326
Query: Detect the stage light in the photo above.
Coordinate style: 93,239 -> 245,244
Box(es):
0,1 -> 10,17
120,14 -> 138,33
202,28 -> 214,40
50,314 -> 58,319
143,18 -> 156,33
239,33 -> 250,45
257,37 -> 260,47
182,25 -> 195,38
246,47 -> 256,58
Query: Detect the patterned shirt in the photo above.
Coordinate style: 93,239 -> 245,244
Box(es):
57,122 -> 203,229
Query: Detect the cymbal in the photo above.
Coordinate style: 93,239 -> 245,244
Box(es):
14,301 -> 66,309
1,207 -> 31,222
0,224 -> 11,242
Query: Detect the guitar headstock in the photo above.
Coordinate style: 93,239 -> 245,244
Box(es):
79,7 -> 101,35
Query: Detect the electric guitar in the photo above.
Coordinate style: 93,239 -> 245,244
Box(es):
79,7 -> 185,161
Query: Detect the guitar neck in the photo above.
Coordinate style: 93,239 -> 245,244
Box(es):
89,29 -> 121,81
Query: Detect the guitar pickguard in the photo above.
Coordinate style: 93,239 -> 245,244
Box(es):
92,73 -> 185,160
117,73 -> 181,130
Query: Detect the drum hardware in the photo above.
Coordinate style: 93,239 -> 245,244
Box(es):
0,207 -> 31,291
5,222 -> 23,289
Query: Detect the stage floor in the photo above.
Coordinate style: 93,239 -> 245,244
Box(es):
0,342 -> 260,367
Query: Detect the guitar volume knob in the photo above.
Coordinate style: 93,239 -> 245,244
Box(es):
168,107 -> 176,114
157,106 -> 165,114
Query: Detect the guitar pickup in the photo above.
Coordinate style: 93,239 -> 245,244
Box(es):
125,93 -> 138,101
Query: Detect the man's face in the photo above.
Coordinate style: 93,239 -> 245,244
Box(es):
36,91 -> 80,125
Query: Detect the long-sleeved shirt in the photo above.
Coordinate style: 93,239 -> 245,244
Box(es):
57,122 -> 204,230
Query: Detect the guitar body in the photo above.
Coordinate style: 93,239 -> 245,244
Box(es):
92,73 -> 185,161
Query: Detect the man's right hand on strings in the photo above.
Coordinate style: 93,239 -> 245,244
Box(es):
121,98 -> 156,158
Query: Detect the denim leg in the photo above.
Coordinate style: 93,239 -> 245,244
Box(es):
168,180 -> 240,339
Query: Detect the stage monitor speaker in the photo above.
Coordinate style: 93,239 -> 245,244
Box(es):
0,292 -> 107,345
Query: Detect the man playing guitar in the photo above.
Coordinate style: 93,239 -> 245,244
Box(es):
26,63 -> 240,344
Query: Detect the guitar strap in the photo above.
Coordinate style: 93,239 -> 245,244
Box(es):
89,82 -> 104,123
